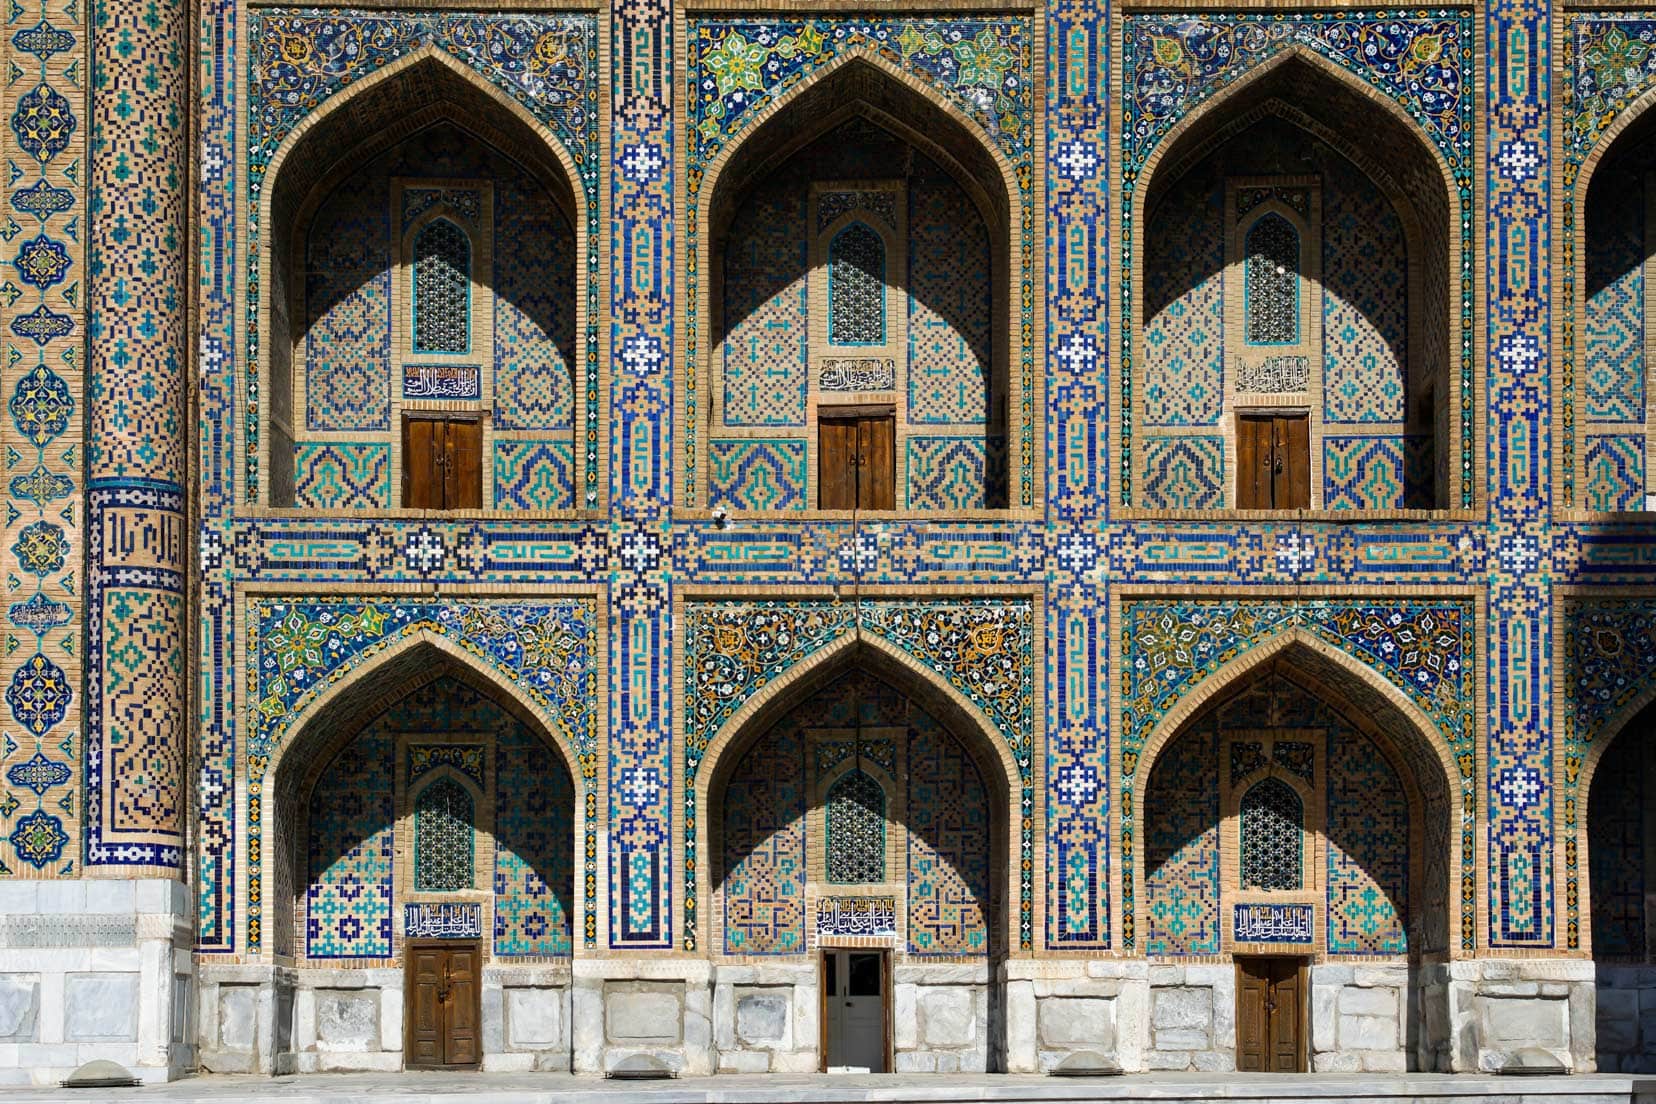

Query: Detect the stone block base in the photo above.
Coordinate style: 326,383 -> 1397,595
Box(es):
0,878 -> 192,1086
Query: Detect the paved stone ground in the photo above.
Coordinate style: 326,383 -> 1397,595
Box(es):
2,1073 -> 1650,1104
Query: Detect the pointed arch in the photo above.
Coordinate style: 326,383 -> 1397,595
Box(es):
257,43 -> 591,508
1565,80 -> 1656,513
1576,679 -> 1656,960
261,631 -> 590,962
1128,628 -> 1465,957
685,46 -> 1033,511
692,630 -> 1021,957
1127,44 -> 1467,513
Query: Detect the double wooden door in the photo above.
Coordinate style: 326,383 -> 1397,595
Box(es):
818,411 -> 895,511
406,942 -> 480,1069
1236,956 -> 1306,1072
403,415 -> 482,510
1236,412 -> 1310,510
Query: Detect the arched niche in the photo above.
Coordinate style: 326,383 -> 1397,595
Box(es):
1129,633 -> 1465,960
693,56 -> 1022,514
260,50 -> 588,513
264,641 -> 585,965
1133,50 -> 1462,514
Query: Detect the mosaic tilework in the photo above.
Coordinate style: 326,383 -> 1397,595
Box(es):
1582,178 -> 1644,425
243,598 -> 599,952
721,184 -> 808,428
1584,435 -> 1645,513
1143,178 -> 1224,430
1563,17 -> 1656,505
1140,437 -> 1225,510
1,0 -> 84,875
906,438 -> 993,512
685,599 -> 1034,951
84,0 -> 190,872
1588,724 -> 1645,959
907,177 -> 991,427
305,176 -> 391,432
1120,11 -> 1475,507
1321,157 -> 1407,426
1119,600 -> 1475,952
1144,721 -> 1220,956
1327,725 -> 1408,954
906,710 -> 991,955
294,444 -> 391,510
708,440 -> 806,512
685,16 -> 1037,507
493,176 -> 577,433
1323,437 -> 1407,511
495,724 -> 576,958
493,441 -> 574,511
305,728 -> 393,959
247,10 -> 601,507
1561,599 -> 1656,949
722,719 -> 805,955
1486,0 -> 1554,948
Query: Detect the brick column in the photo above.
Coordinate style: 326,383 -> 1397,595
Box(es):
84,0 -> 190,873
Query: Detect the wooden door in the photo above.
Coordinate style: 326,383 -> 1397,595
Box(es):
1236,413 -> 1310,510
403,417 -> 482,510
405,942 -> 482,1069
818,411 -> 895,510
1235,957 -> 1305,1072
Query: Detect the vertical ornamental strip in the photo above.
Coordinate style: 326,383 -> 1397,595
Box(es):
2,0 -> 86,876
1485,0 -> 1555,947
84,0 -> 190,871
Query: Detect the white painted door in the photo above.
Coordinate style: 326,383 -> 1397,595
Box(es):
825,950 -> 886,1073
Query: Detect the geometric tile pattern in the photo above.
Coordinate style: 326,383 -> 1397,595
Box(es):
685,16 -> 1037,507
684,599 -> 1034,951
1561,598 -> 1656,949
720,183 -> 807,428
294,444 -> 391,510
1,0 -> 84,875
240,598 -> 598,952
708,440 -> 806,511
1581,185 -> 1643,424
493,176 -> 577,433
1587,723 -> 1644,959
1584,435 -> 1645,512
1142,178 -> 1225,429
906,438 -> 992,511
493,441 -> 575,511
495,723 -> 576,958
304,176 -> 391,432
907,177 -> 991,426
305,728 -> 394,959
1327,719 -> 1409,954
721,717 -> 805,954
1144,720 -> 1220,955
1141,436 -> 1225,509
1323,437 -> 1407,510
1321,157 -> 1407,425
906,707 -> 991,956
1120,11 -> 1475,507
1119,599 -> 1474,952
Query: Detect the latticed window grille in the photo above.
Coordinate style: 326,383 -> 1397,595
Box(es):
826,769 -> 886,883
414,776 -> 474,892
828,223 -> 886,346
1239,776 -> 1303,891
1244,213 -> 1299,345
413,218 -> 471,353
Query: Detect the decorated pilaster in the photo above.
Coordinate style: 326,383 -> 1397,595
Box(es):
85,0 -> 190,873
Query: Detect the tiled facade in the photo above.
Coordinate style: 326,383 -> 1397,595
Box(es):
2,0 -> 1656,1084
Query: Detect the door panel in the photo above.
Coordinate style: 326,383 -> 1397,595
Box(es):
861,416 -> 895,510
405,943 -> 483,1069
445,419 -> 483,510
1237,415 -> 1272,510
1276,414 -> 1310,510
819,417 -> 856,510
823,950 -> 888,1073
1236,413 -> 1310,510
1235,957 -> 1305,1073
403,418 -> 443,509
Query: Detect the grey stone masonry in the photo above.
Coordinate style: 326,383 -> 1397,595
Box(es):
0,877 -> 192,1086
